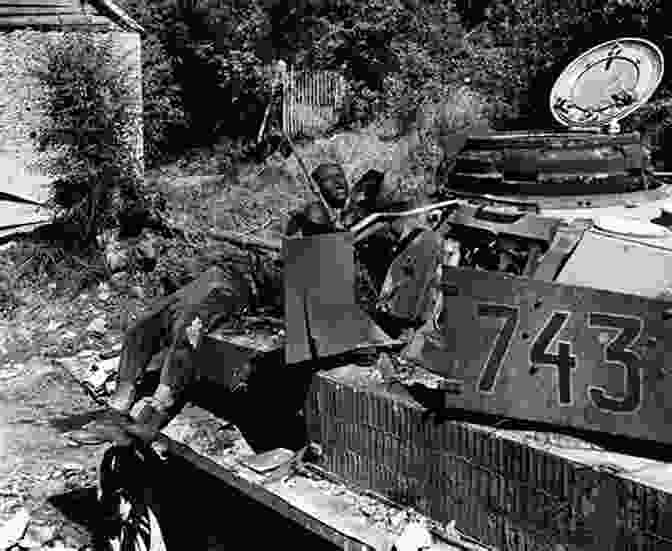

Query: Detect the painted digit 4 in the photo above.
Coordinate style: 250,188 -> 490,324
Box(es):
530,312 -> 576,406
476,303 -> 519,394
587,313 -> 643,413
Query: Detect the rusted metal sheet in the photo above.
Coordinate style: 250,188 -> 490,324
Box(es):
306,365 -> 672,551
284,234 -> 396,364
412,266 -> 672,444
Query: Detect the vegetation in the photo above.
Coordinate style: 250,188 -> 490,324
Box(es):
9,0 -> 672,297
30,33 -> 147,248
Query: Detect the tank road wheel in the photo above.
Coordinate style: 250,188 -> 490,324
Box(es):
98,445 -> 168,551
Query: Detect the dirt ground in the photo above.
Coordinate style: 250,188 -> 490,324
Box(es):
0,133 -> 408,550
0,278 -> 145,551
0,152 -> 338,551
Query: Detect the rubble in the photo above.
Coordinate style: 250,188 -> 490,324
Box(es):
0,508 -> 29,551
84,317 -> 106,336
129,285 -> 144,299
96,283 -> 111,301
109,271 -> 129,288
392,521 -> 433,551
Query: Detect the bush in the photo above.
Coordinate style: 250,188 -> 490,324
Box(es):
29,33 -> 144,250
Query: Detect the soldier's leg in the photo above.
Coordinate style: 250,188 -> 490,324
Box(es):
124,266 -> 254,441
124,342 -> 193,442
108,293 -> 180,412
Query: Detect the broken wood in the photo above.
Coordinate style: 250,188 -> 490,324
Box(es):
208,229 -> 282,253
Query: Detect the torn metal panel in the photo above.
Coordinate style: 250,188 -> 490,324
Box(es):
442,204 -> 560,246
533,220 -> 592,281
378,230 -> 443,323
283,233 -> 395,365
415,266 -> 672,444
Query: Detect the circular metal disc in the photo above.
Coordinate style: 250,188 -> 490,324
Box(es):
550,38 -> 664,128
595,215 -> 670,238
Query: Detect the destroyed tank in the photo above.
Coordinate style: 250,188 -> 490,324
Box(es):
96,39 -> 672,551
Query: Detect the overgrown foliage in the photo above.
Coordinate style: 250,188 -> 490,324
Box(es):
114,0 -> 672,166
483,0 -> 672,150
30,33 -> 144,250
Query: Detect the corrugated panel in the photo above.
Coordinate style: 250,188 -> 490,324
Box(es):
0,0 -> 141,31
0,14 -> 113,27
307,365 -> 672,551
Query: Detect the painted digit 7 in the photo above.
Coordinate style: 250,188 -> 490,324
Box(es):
477,303 -> 519,394
587,313 -> 643,413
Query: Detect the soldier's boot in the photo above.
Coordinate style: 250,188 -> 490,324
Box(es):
124,383 -> 182,443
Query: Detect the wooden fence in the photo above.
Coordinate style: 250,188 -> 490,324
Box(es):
281,65 -> 347,138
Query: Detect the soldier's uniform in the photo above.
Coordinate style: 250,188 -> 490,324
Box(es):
71,163 -> 351,445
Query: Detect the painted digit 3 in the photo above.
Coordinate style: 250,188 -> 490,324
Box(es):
587,313 -> 644,414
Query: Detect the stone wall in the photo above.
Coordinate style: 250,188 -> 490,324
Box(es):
0,29 -> 143,203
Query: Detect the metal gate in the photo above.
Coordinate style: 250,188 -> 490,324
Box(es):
281,65 -> 347,138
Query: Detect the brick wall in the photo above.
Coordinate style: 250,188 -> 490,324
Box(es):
0,29 -> 143,202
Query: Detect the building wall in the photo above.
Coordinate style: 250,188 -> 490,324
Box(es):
0,29 -> 143,204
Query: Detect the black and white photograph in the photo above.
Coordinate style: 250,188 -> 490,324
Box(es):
1,1 -> 672,549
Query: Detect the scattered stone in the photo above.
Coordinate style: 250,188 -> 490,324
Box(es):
136,236 -> 158,272
110,271 -> 129,285
106,248 -> 129,273
45,538 -> 78,551
28,479 -> 66,500
129,285 -> 144,299
18,524 -> 56,549
57,524 -> 90,550
99,343 -> 122,360
105,379 -> 117,395
85,317 -> 106,336
375,352 -> 396,382
97,282 -> 111,301
45,321 -> 63,333
84,357 -> 119,392
0,508 -> 29,551
60,462 -> 84,473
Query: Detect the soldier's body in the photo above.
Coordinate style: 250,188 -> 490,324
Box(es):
71,163 -> 440,445
70,163 -> 355,445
